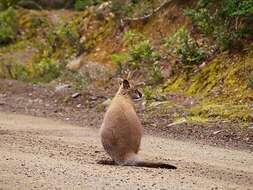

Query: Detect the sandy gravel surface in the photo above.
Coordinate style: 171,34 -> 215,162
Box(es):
0,112 -> 252,190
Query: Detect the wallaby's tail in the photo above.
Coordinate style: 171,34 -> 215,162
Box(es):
97,160 -> 177,169
135,161 -> 177,169
97,160 -> 115,165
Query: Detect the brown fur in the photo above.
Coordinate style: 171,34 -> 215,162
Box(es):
99,79 -> 177,169
100,79 -> 143,165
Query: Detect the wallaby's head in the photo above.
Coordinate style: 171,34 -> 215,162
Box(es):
116,79 -> 142,100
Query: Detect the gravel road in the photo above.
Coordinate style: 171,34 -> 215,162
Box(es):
0,112 -> 252,190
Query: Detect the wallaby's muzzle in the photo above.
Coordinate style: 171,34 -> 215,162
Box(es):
132,89 -> 142,100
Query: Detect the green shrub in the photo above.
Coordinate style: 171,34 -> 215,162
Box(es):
0,0 -> 21,9
111,0 -> 157,18
111,53 -> 129,64
0,58 -> 61,83
129,40 -> 153,65
112,30 -> 159,69
248,71 -> 253,89
122,30 -> 160,67
148,61 -> 163,85
9,59 -> 60,83
74,0 -> 91,11
10,63 -> 29,80
19,13 -> 49,38
43,22 -> 83,58
0,62 -> 28,79
74,0 -> 102,11
185,8 -> 214,36
0,0 -> 41,10
185,0 -> 253,51
60,70 -> 88,90
123,30 -> 146,47
142,86 -> 154,100
128,40 -> 162,83
110,0 -> 124,16
0,8 -> 17,45
112,30 -> 162,84
111,53 -> 129,71
164,27 -> 206,65
32,58 -> 60,83
59,24 -> 81,49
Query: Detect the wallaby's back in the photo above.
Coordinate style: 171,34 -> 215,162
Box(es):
100,92 -> 143,165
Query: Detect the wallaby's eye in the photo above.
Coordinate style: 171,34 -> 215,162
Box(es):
137,90 -> 142,98
135,89 -> 142,98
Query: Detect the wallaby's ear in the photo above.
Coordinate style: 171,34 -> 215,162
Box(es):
127,69 -> 137,80
135,82 -> 145,87
122,79 -> 130,89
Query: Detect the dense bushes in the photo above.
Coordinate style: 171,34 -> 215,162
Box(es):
32,58 -> 60,82
164,27 -> 206,65
111,30 -> 163,84
248,71 -> 253,89
47,23 -> 81,51
74,0 -> 104,11
0,8 -> 17,45
0,0 -> 24,10
0,6 -> 85,84
74,0 -> 93,11
36,21 -> 84,60
185,0 -> 253,51
0,58 -> 61,82
111,0 -> 161,18
0,0 -> 103,10
0,0 -> 41,10
164,0 -> 253,66
122,30 -> 160,68
74,0 -> 89,10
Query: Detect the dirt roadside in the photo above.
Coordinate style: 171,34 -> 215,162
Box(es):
0,79 -> 252,152
0,112 -> 253,190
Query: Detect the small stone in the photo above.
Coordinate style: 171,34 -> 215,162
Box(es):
213,130 -> 222,135
71,93 -> 81,98
66,56 -> 83,71
90,96 -> 99,101
199,62 -> 206,68
80,36 -> 86,43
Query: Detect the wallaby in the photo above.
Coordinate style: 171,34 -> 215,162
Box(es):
99,76 -> 176,169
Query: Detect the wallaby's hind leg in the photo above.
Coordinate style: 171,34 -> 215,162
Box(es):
123,153 -> 142,165
100,127 -> 126,163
